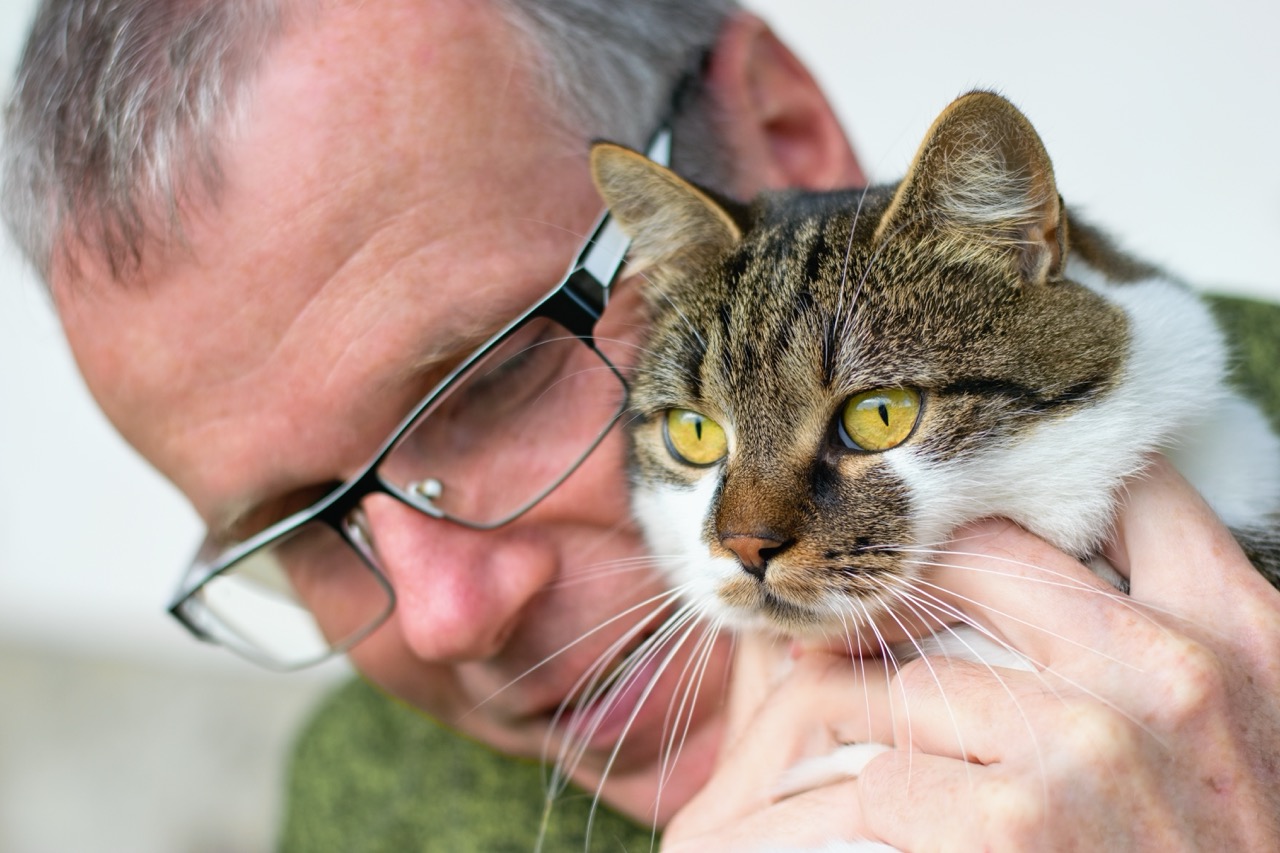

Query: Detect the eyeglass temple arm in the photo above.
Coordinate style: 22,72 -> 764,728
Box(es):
562,126 -> 674,319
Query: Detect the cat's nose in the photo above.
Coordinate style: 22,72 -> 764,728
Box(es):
720,534 -> 790,580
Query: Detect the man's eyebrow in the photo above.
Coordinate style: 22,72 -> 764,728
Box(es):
399,321 -> 498,380
213,481 -> 345,547
209,312 -> 512,547
210,327 -> 498,545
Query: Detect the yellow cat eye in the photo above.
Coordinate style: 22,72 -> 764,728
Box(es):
663,409 -> 728,467
839,388 -> 922,452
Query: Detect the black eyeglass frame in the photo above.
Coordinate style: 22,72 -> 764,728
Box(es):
166,123 -> 676,664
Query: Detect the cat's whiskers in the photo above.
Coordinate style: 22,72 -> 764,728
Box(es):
839,183 -> 873,305
595,334 -> 704,390
844,579 -> 916,763
891,539 -> 1115,596
893,537 -> 1223,645
549,596 -> 702,771
549,613 -> 661,782
532,596 -> 706,852
869,565 -> 1023,659
544,598 -> 703,821
884,584 -> 1052,805
653,614 -> 728,831
825,183 -> 876,382
829,214 -> 918,380
833,604 -> 891,754
904,575 -> 1192,750
886,572 -> 1170,749
913,598 -> 1171,761
903,541 -> 1227,643
839,570 -> 1046,798
905,569 -> 1135,671
469,585 -> 686,726
815,538 -> 1159,786
637,268 -> 707,354
563,602 -> 716,846
871,580 -> 976,780
544,553 -> 688,591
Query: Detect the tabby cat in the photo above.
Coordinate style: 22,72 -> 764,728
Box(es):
586,90 -> 1280,848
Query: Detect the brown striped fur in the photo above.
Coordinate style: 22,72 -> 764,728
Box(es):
592,91 -> 1280,635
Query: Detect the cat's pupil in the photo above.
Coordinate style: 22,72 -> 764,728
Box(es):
878,404 -> 890,426
695,420 -> 703,440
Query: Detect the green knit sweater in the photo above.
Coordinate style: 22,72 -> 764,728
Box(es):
281,295 -> 1280,852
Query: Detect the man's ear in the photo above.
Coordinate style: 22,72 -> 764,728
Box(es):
703,12 -> 865,197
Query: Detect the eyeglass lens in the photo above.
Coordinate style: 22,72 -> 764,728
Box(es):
185,518 -> 392,669
379,317 -> 626,526
186,317 -> 626,667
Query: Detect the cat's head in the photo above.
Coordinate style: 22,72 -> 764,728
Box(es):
591,91 -> 1132,637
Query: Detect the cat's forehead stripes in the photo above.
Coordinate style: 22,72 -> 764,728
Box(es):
614,89 -> 1129,511
634,179 -> 1131,478
611,92 -> 1280,646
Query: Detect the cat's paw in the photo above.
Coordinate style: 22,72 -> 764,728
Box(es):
771,741 -> 893,800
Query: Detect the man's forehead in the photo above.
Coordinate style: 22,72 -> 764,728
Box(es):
55,215 -> 576,521
51,0 -> 605,523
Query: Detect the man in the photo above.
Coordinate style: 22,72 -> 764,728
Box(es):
5,0 -> 1279,849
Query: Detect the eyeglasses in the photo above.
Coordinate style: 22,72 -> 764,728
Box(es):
167,126 -> 674,670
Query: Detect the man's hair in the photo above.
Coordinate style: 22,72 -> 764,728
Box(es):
498,0 -> 738,181
1,0 -> 739,283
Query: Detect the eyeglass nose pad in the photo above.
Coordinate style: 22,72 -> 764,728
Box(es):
404,477 -> 446,514
342,508 -> 379,563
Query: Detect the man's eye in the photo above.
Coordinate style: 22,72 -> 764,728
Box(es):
454,326 -> 570,411
222,480 -> 344,546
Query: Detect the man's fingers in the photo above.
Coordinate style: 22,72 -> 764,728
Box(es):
884,657 -> 1060,765
669,639 -> 902,846
1111,455 -> 1275,609
664,778 -> 873,852
693,641 -> 894,817
927,520 -> 1135,673
855,751 -> 996,851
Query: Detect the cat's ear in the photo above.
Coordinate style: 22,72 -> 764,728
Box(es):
590,142 -> 743,279
875,91 -> 1067,286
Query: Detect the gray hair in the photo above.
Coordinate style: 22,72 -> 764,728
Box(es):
1,0 -> 738,283
497,0 -> 738,182
2,1 -> 288,281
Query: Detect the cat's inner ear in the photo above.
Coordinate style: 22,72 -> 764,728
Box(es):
875,91 -> 1067,286
590,142 -> 742,279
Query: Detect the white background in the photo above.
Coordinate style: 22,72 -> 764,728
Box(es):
1,1 -> 1278,850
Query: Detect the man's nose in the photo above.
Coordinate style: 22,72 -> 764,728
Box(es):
359,493 -> 558,663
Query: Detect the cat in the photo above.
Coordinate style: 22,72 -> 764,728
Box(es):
587,90 -> 1280,850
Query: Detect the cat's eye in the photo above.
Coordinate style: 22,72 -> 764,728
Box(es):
839,388 -> 921,452
663,409 -> 728,467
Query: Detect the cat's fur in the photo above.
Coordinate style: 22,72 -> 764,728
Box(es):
589,91 -> 1280,850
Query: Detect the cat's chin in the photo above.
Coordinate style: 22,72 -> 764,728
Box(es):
715,595 -> 873,642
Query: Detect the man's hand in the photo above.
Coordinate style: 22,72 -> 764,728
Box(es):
663,457 -> 1280,850
661,631 -> 891,851
856,456 -> 1280,849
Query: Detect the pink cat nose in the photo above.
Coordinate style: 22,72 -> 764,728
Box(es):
720,534 -> 788,580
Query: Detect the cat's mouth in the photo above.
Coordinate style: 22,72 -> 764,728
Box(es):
757,588 -> 822,626
718,577 -> 834,633
719,568 -> 896,636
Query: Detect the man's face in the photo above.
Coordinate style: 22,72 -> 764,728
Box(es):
52,0 -> 726,816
